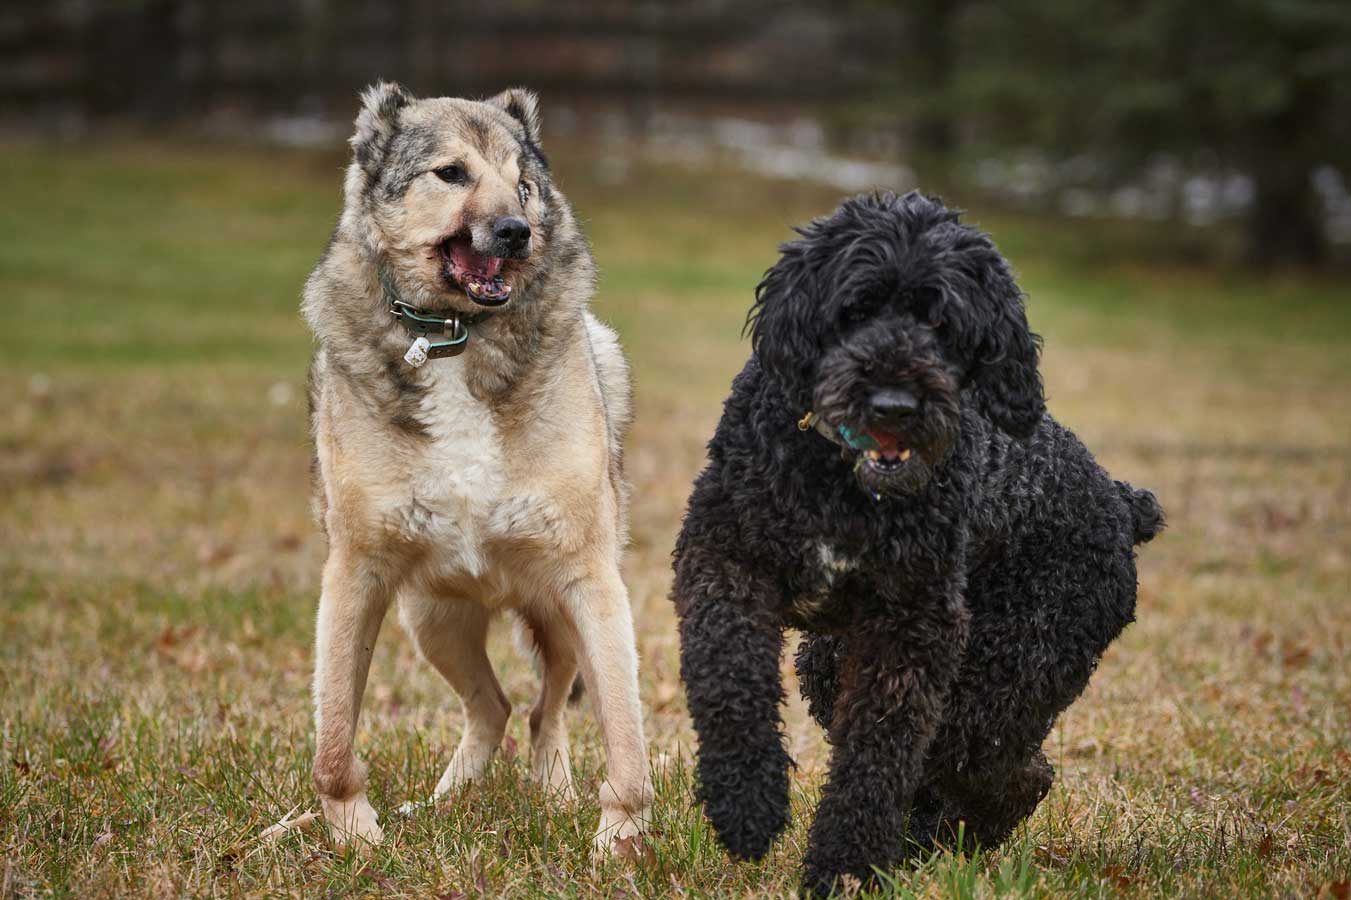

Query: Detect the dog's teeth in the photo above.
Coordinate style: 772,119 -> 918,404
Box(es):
900,449 -> 912,461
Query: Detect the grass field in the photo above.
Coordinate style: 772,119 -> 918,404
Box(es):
1,138 -> 1349,899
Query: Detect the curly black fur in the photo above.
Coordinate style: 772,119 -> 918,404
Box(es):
671,192 -> 1163,897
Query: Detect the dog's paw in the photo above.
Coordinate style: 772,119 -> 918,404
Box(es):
708,810 -> 778,862
800,871 -> 866,899
591,809 -> 647,862
697,753 -> 790,861
590,779 -> 653,863
321,792 -> 383,848
432,740 -> 497,799
532,744 -> 577,802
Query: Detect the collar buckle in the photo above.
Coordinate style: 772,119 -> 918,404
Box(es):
390,300 -> 471,359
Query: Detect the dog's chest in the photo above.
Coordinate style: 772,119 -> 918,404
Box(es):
789,543 -> 861,624
389,363 -> 509,573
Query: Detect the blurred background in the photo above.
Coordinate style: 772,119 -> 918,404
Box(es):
1,2 -> 1348,897
7,0 -> 1351,266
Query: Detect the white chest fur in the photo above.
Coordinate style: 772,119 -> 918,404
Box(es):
791,544 -> 859,621
817,543 -> 858,583
392,361 -> 506,577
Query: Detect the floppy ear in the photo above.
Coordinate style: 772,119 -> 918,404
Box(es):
969,270 -> 1046,438
351,81 -> 413,176
488,87 -> 542,145
746,241 -> 824,407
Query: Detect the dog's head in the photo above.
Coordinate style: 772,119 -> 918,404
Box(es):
748,192 -> 1044,498
342,82 -> 553,311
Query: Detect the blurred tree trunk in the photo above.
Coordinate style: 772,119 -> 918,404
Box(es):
909,0 -> 958,158
1248,163 -> 1326,268
1244,85 -> 1328,268
903,0 -> 962,187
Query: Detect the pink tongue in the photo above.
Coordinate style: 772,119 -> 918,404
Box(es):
449,242 -> 503,278
867,430 -> 902,457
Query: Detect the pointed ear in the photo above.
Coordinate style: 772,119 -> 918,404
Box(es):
488,87 -> 542,144
970,276 -> 1046,438
351,81 -> 413,176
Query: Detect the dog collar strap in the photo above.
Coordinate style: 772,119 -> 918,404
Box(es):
799,410 -> 885,501
797,410 -> 881,452
380,267 -> 497,367
389,301 -> 471,365
389,300 -> 497,332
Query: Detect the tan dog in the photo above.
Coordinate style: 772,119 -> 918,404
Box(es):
301,82 -> 651,855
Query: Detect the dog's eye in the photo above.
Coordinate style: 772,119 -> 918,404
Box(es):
433,164 -> 468,185
518,179 -> 531,205
910,286 -> 944,318
842,302 -> 871,326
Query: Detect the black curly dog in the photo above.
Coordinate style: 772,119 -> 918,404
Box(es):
671,192 -> 1163,896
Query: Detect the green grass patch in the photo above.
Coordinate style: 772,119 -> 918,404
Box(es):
1,137 -> 1348,898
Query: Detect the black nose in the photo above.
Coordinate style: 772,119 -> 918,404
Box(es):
869,388 -> 920,420
493,215 -> 531,247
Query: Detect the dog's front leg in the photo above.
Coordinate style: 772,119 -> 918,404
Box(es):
801,593 -> 969,897
312,550 -> 392,847
563,565 -> 654,857
675,561 -> 791,861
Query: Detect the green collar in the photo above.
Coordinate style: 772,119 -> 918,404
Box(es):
381,269 -> 498,365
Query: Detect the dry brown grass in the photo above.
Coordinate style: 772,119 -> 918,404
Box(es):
0,139 -> 1348,898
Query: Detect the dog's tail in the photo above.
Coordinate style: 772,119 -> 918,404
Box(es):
510,613 -> 585,705
1117,481 -> 1165,545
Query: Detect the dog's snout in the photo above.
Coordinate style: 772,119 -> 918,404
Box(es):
868,388 -> 920,420
493,215 -> 531,247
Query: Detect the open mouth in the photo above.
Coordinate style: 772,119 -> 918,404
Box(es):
439,236 -> 511,305
858,429 -> 915,474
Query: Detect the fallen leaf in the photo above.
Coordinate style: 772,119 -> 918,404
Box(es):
196,541 -> 236,566
1282,645 -> 1312,669
154,625 -> 203,651
274,533 -> 303,552
216,845 -> 243,872
92,831 -> 113,851
1252,632 -> 1273,658
1297,766 -> 1334,787
1325,879 -> 1349,900
1036,843 -> 1072,866
612,835 -> 656,865
1257,832 -> 1275,859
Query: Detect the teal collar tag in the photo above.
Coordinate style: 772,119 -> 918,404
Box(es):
798,410 -> 886,502
796,411 -> 881,452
